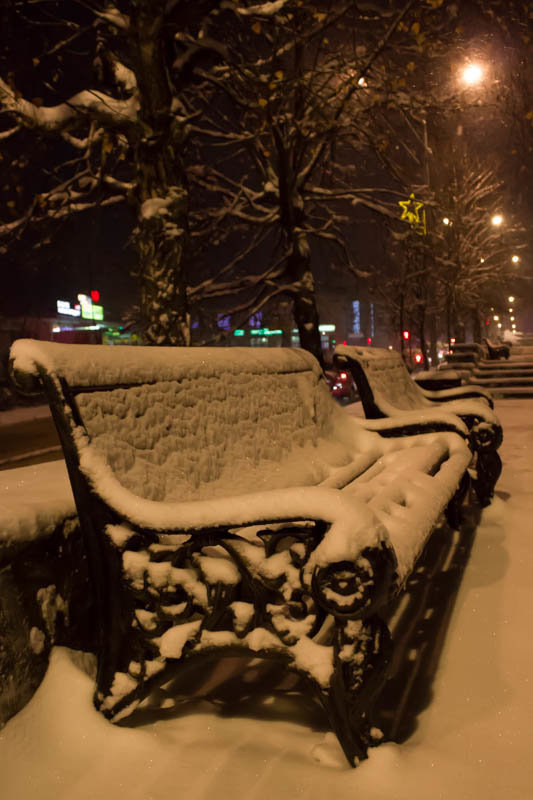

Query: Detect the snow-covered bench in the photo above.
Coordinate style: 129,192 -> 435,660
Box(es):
482,337 -> 510,360
10,340 -> 474,767
334,344 -> 502,506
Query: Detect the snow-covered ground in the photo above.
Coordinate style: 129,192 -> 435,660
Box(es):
0,398 -> 532,799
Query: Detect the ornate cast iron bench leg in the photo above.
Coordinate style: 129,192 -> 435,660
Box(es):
325,614 -> 393,765
312,544 -> 397,765
470,423 -> 503,507
445,472 -> 471,529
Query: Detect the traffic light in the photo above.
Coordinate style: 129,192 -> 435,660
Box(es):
402,330 -> 410,341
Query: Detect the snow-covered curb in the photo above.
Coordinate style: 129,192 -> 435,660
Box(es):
0,461 -> 75,547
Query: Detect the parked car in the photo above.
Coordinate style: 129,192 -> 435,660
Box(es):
324,364 -> 358,404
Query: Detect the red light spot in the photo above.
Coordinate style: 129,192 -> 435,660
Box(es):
402,330 -> 410,340
450,337 -> 456,344
367,338 -> 372,345
90,289 -> 100,303
414,353 -> 423,363
485,319 -> 490,325
340,372 -> 348,379
342,340 -> 347,345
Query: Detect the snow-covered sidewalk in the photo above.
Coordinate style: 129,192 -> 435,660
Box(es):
0,398 -> 531,799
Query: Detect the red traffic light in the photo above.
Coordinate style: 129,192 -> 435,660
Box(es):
414,353 -> 423,364
90,289 -> 100,303
402,330 -> 410,340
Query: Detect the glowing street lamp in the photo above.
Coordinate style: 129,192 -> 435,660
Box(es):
511,255 -> 520,263
442,217 -> 451,225
508,295 -> 515,303
462,63 -> 484,86
491,214 -> 503,227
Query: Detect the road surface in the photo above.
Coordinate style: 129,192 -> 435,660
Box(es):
0,409 -> 61,471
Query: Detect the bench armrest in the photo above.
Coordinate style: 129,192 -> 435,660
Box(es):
353,410 -> 470,441
419,384 -> 494,409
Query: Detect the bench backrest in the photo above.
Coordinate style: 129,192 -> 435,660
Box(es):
10,341 -> 352,502
333,345 -> 430,417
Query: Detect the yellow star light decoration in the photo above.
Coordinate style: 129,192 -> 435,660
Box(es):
398,193 -> 423,225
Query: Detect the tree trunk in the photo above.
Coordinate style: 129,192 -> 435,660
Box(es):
134,170 -> 190,346
277,299 -> 293,348
131,1 -> 190,347
419,313 -> 429,370
285,232 -> 324,367
399,294 -> 406,360
428,308 -> 438,365
472,307 -> 482,343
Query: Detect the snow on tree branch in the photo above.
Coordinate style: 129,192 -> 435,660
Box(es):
0,78 -> 139,129
228,1 -> 291,16
91,4 -> 130,30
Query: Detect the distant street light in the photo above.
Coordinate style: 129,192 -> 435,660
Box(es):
462,63 -> 483,86
442,217 -> 451,225
491,214 -> 503,226
508,295 -> 515,303
511,255 -> 520,263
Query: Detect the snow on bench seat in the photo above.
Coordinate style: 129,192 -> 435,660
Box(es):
10,339 -> 473,768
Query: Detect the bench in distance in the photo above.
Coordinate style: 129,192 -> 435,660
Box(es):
333,344 -> 502,506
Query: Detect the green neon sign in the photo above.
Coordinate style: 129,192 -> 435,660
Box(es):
81,303 -> 104,321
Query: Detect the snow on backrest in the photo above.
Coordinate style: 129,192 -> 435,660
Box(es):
335,345 -> 430,413
75,369 -> 336,501
10,340 -> 341,503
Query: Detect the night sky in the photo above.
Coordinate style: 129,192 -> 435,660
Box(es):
1,1 -> 531,325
